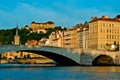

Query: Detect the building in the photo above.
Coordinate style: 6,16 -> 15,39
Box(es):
30,21 -> 54,33
1,51 -> 44,60
39,38 -> 49,46
49,28 -> 79,49
26,40 -> 38,45
64,28 -> 78,49
77,23 -> 89,49
14,26 -> 20,45
49,31 -> 64,47
88,16 -> 120,50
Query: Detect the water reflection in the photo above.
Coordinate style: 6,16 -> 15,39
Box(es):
80,66 -> 120,72
0,64 -> 120,80
0,64 -> 55,70
60,66 -> 120,72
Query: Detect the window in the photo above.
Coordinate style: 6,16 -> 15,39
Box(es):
107,35 -> 108,39
100,29 -> 102,32
112,35 -> 114,39
103,23 -> 105,27
109,24 -> 111,27
112,29 -> 114,33
112,24 -> 114,27
115,29 -> 116,33
110,29 -> 111,33
107,29 -> 108,33
100,23 -> 102,27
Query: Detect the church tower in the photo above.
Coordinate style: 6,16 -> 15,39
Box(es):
14,25 -> 20,45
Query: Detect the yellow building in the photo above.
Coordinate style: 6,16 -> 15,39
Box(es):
64,28 -> 78,49
49,31 -> 64,47
49,28 -> 78,49
88,16 -> 120,50
1,52 -> 43,60
77,25 -> 89,49
26,40 -> 38,45
31,21 -> 54,33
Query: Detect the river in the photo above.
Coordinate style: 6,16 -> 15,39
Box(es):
0,64 -> 120,80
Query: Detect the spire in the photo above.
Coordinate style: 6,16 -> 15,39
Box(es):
16,25 -> 18,36
14,25 -> 20,45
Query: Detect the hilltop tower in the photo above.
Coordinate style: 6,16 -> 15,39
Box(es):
14,25 -> 20,45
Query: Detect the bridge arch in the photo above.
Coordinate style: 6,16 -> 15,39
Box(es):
0,45 -> 81,66
20,50 -> 80,66
92,55 -> 114,66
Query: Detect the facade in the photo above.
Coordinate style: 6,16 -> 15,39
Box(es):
49,31 -> 64,47
14,26 -> 20,45
1,52 -> 44,60
77,25 -> 89,49
26,38 -> 49,46
40,38 -> 49,46
31,21 -> 54,33
26,40 -> 38,45
88,16 -> 120,50
64,28 -> 78,49
49,28 -> 79,49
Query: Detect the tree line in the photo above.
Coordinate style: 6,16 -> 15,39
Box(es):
0,26 -> 66,45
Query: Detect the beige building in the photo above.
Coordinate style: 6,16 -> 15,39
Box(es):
1,51 -> 43,60
30,21 -> 54,33
49,28 -> 79,49
77,24 -> 89,49
39,38 -> 49,46
49,31 -> 64,47
64,28 -> 78,49
26,40 -> 38,45
88,16 -> 120,50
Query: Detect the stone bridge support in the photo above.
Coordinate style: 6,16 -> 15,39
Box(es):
80,49 -> 120,65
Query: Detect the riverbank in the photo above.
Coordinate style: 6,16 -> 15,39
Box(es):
17,59 -> 53,64
0,58 -> 54,64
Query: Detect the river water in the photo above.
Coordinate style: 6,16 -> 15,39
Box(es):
0,64 -> 120,80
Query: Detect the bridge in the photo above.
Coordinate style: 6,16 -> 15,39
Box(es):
0,45 -> 120,66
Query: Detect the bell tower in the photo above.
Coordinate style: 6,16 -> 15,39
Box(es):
14,25 -> 20,45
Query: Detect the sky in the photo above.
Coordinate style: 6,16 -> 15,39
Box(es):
0,0 -> 120,29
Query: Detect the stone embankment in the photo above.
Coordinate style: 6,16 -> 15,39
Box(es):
0,59 -> 54,64
0,60 -> 8,64
17,59 -> 53,64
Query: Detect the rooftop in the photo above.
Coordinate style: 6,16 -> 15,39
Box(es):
31,21 -> 54,24
90,16 -> 120,22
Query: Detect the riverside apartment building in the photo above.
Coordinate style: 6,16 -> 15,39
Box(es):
88,16 -> 120,50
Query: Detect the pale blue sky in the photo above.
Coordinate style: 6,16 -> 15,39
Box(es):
0,0 -> 120,29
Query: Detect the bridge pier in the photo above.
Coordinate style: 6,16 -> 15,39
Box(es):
114,52 -> 120,65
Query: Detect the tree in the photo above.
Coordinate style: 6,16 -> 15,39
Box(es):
20,28 -> 31,44
0,26 -> 67,44
116,15 -> 120,18
0,28 -> 15,44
